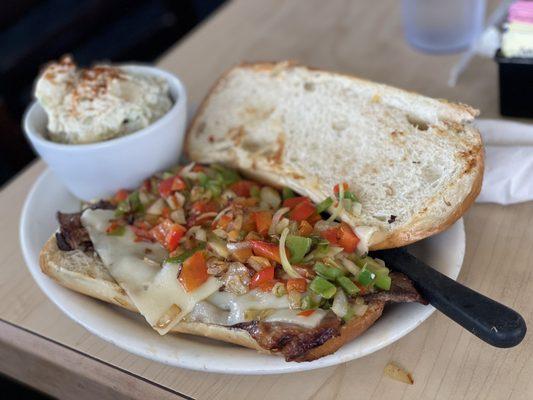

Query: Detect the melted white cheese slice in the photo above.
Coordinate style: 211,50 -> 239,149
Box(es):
81,209 -> 222,335
186,290 -> 327,328
265,309 -> 328,329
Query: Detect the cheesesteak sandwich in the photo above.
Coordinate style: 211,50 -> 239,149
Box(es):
40,62 -> 483,362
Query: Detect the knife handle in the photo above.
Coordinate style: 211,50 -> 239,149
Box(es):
372,248 -> 526,348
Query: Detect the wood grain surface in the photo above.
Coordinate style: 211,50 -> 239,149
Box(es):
1,0 -> 531,399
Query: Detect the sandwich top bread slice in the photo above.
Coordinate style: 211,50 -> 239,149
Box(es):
186,62 -> 484,249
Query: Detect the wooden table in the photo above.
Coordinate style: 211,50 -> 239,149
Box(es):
1,0 -> 531,399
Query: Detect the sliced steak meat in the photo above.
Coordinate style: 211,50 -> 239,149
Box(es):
235,312 -> 341,362
236,273 -> 425,361
364,272 -> 427,305
56,211 -> 91,251
88,200 -> 115,210
56,201 -> 115,251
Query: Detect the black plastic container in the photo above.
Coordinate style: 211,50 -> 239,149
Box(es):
495,49 -> 533,118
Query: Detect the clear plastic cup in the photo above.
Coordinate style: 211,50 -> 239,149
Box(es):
402,0 -> 486,54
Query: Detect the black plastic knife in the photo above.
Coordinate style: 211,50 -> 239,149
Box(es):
371,248 -> 527,348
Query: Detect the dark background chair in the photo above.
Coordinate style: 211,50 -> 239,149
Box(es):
0,0 -> 225,186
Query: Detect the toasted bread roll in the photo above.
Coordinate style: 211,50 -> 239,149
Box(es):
186,62 -> 483,249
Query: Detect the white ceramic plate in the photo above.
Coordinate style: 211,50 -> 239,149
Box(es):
20,169 -> 465,374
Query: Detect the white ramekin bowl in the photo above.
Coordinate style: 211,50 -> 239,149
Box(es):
23,64 -> 187,201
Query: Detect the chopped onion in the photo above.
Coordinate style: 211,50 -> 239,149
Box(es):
179,162 -> 201,179
272,282 -> 287,297
170,209 -> 186,224
187,226 -> 207,242
275,218 -> 290,235
375,258 -> 386,268
166,193 -> 185,210
208,235 -> 230,258
353,303 -> 368,316
196,212 -> 218,222
212,206 -> 232,224
247,256 -> 271,272
279,227 -> 303,278
331,289 -> 348,318
226,241 -> 252,252
212,228 -> 228,239
340,257 -> 361,277
288,290 -> 302,309
351,201 -> 362,215
260,186 -> 281,209
221,189 -> 237,202
327,183 -> 345,222
139,191 -> 152,206
313,220 -> 339,232
269,207 -> 290,235
147,198 -> 165,215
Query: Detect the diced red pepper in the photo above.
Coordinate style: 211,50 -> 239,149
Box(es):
289,200 -> 316,222
131,225 -> 154,243
286,278 -> 307,293
253,211 -> 273,236
337,222 -> 360,253
179,251 -> 208,292
150,219 -> 187,252
114,189 -> 130,203
249,240 -> 282,263
282,196 -> 309,208
229,180 -> 255,197
161,207 -> 171,219
258,279 -> 278,292
320,228 -> 339,245
306,213 -> 322,226
298,310 -> 316,317
231,247 -> 253,263
298,220 -> 314,236
106,220 -> 123,235
158,175 -> 186,198
319,223 -> 359,253
141,179 -> 152,192
333,182 -> 349,195
215,214 -> 232,230
190,200 -> 218,215
354,281 -> 367,295
249,266 -> 275,290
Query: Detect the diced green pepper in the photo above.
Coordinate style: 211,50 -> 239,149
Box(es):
164,243 -> 206,264
337,276 -> 360,296
282,187 -> 295,200
286,235 -> 312,263
357,266 -> 376,286
115,200 -> 130,216
313,262 -> 344,281
128,191 -> 144,214
114,190 -> 144,217
301,294 -> 319,310
309,276 -> 337,299
106,225 -> 126,236
343,191 -> 359,202
211,164 -> 240,185
355,257 -> 388,275
250,185 -> 260,199
197,172 -> 209,186
162,171 -> 174,179
316,197 -> 334,214
374,274 -> 391,290
207,181 -> 222,197
342,306 -> 356,322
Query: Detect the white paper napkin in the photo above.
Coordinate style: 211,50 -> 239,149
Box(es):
475,119 -> 533,205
